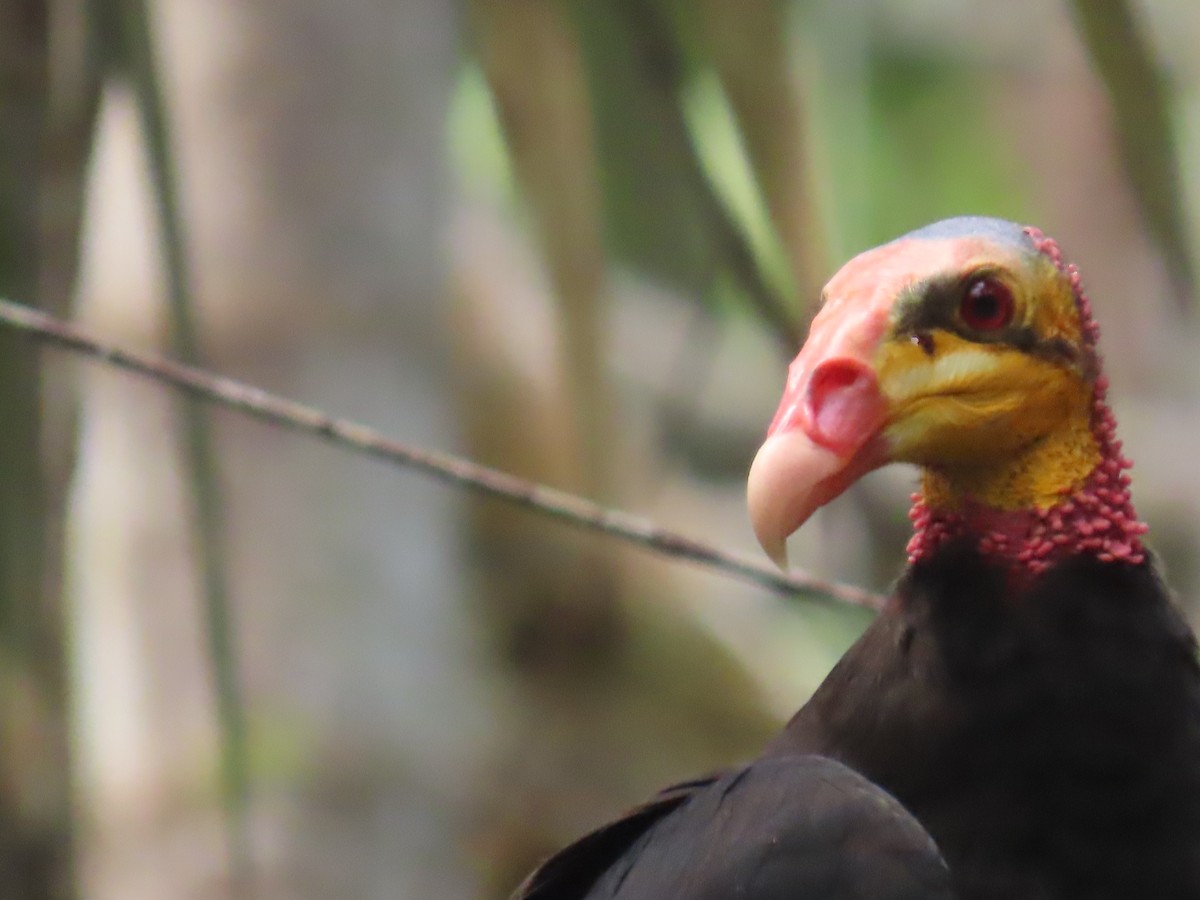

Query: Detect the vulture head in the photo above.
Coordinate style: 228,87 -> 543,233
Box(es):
748,216 -> 1146,575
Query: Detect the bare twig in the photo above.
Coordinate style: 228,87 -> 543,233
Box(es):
0,298 -> 883,610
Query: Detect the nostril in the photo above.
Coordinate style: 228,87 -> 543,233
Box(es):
805,359 -> 886,454
912,331 -> 936,356
810,358 -> 871,394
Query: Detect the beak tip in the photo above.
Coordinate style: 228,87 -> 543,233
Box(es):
747,430 -> 836,571
765,539 -> 790,571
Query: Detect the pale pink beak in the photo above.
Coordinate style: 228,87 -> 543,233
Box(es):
747,260 -> 898,568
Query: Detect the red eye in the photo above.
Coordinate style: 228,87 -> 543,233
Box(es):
960,276 -> 1014,331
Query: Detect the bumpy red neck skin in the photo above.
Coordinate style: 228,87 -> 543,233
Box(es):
905,229 -> 1148,577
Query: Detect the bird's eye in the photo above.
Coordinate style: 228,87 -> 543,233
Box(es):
959,276 -> 1014,332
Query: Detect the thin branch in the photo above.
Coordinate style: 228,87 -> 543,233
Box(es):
0,298 -> 884,611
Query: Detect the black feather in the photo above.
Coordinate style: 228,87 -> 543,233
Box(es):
517,543 -> 1200,899
516,758 -> 951,900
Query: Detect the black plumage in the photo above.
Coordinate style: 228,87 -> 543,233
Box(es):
521,757 -> 951,900
515,544 -> 1200,899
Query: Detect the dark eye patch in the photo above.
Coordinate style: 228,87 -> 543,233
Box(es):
890,274 -> 1082,369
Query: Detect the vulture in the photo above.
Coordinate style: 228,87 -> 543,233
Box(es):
513,217 -> 1200,899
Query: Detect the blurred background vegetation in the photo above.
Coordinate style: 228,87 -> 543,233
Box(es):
2,0 -> 1199,896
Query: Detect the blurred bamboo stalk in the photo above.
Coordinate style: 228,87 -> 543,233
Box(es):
1069,0 -> 1196,311
471,0 -> 617,506
696,0 -> 827,318
611,0 -> 802,350
0,0 -> 74,896
103,0 -> 250,883
43,0 -> 102,320
41,2 -> 103,751
465,8 -> 630,805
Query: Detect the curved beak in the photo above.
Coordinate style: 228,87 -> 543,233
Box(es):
747,358 -> 888,567
747,264 -> 897,568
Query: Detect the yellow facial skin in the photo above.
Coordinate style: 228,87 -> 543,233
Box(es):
874,257 -> 1099,512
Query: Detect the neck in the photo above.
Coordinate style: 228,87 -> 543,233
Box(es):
906,375 -> 1147,576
